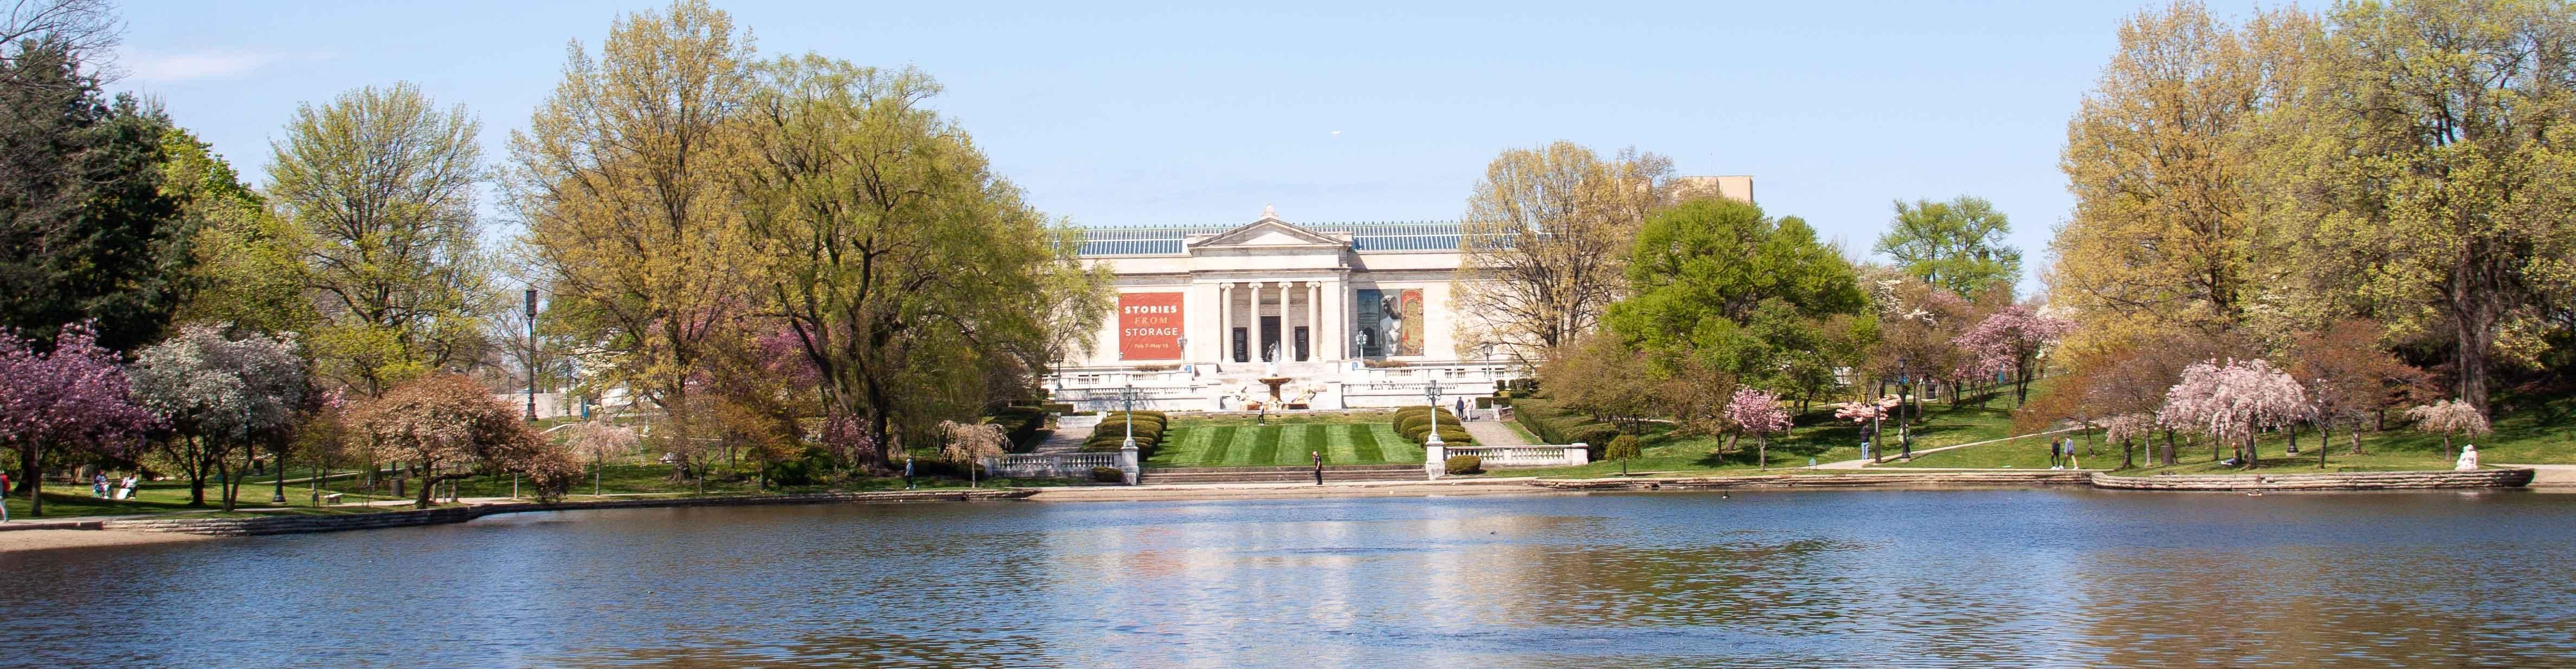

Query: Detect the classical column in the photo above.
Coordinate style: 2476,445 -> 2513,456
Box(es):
1306,281 -> 1322,361
1216,282 -> 1232,363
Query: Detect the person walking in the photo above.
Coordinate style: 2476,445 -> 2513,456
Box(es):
2046,438 -> 2061,470
1311,451 -> 1324,485
903,457 -> 916,490
1454,398 -> 1467,421
2,471 -> 10,522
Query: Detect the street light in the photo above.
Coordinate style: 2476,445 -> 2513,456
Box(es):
1120,381 -> 1138,450
1424,378 -> 1445,446
1896,355 -> 1913,461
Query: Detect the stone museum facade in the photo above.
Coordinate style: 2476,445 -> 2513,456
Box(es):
1046,207 -> 1513,411
1046,177 -> 1751,412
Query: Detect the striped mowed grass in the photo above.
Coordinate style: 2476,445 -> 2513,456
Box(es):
1144,421 -> 1426,467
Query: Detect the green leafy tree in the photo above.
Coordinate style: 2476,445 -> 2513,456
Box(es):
268,82 -> 493,397
1605,197 -> 1867,406
1877,196 -> 2021,295
508,0 -> 758,434
2258,0 -> 2576,414
0,38 -> 185,352
733,57 -> 1092,466
162,128 -> 312,334
1453,141 -> 1674,356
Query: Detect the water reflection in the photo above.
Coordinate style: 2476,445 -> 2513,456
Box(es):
2,490 -> 2572,667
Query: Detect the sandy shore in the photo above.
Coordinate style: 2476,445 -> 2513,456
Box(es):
0,528 -> 217,553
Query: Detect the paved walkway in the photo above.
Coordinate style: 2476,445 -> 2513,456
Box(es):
2494,464 -> 2576,486
1811,426 -> 2082,469
1029,429 -> 1087,454
1460,418 -> 1531,446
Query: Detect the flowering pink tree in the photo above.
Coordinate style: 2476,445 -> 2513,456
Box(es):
1724,388 -> 1793,469
2155,359 -> 2308,469
0,324 -> 160,516
1952,305 -> 2075,405
563,421 -> 640,497
1834,395 -> 1899,444
2102,413 -> 2156,470
2403,399 -> 2489,459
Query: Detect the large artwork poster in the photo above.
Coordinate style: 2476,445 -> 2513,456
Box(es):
1354,288 -> 1424,357
1118,292 -> 1183,360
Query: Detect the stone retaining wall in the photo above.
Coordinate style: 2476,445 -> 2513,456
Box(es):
1532,468 -> 2538,492
1531,470 -> 2092,490
2088,469 -> 2535,491
100,488 -> 1039,536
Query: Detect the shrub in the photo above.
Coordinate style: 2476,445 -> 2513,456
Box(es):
1091,466 -> 1124,483
1041,402 -> 1075,414
1444,455 -> 1483,475
1604,434 -> 1641,462
1572,427 -> 1622,458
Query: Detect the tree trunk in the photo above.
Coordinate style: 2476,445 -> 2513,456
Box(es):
2243,431 -> 2257,470
2442,434 -> 2453,459
1757,434 -> 1768,470
217,454 -> 235,512
2162,430 -> 2177,466
2349,419 -> 2364,455
2319,424 -> 2331,468
2120,437 -> 2133,470
2451,265 -> 2495,415
2287,424 -> 2299,455
189,437 -> 209,506
17,445 -> 38,517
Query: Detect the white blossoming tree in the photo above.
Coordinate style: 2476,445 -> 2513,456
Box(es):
2403,399 -> 2489,460
130,324 -> 308,510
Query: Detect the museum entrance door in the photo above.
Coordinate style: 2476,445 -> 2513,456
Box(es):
1259,316 -> 1280,361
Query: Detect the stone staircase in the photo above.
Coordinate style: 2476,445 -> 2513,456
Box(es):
1137,464 -> 1424,485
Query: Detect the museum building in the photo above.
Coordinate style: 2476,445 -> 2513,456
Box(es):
1043,176 -> 1750,412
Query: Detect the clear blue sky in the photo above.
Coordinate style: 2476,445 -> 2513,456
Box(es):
113,0 -> 2186,294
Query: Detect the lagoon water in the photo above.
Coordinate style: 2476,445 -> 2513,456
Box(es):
4,489 -> 2574,667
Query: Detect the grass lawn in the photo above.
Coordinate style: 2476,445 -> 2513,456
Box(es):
1493,381 -> 2044,479
1892,384 -> 2576,473
1144,418 -> 1426,467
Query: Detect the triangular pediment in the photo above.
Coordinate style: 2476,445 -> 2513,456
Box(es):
1186,215 -> 1347,249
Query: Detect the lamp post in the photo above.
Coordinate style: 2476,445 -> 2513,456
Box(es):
1424,378 -> 1445,446
1897,355 -> 1913,461
1117,381 -> 1141,485
1120,381 -> 1137,447
526,288 -> 539,423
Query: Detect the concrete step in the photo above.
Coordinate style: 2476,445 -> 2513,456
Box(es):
1148,464 -> 1420,475
1138,465 -> 1425,484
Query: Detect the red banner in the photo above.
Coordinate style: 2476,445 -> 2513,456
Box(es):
1118,292 -> 1184,360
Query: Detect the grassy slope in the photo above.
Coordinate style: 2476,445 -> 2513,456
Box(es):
1143,415 -> 1424,467
1890,383 -> 2576,473
1495,380 -> 2044,478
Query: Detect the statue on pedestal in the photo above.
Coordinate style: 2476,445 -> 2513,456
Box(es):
2456,444 -> 2480,471
1263,342 -> 1280,378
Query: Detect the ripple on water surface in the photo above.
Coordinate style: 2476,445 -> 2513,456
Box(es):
2,489 -> 2572,667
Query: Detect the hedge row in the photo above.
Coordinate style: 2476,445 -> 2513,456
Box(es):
1392,406 -> 1471,446
987,406 -> 1048,452
1512,398 -> 1620,458
1081,411 -> 1171,457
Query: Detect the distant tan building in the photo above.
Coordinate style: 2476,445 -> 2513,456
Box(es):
1672,174 -> 1754,204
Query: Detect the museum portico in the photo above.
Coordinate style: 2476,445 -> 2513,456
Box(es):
1044,207 -> 1519,411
